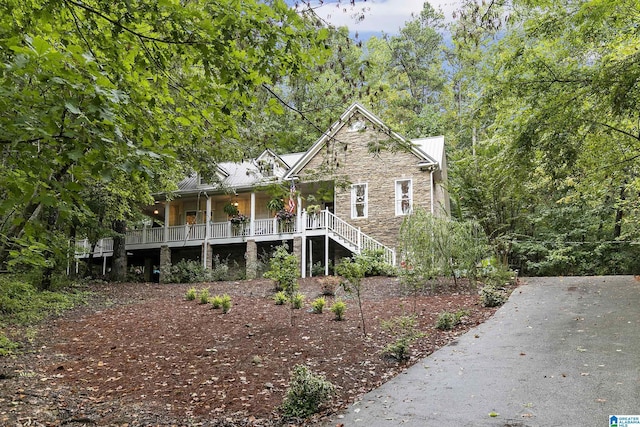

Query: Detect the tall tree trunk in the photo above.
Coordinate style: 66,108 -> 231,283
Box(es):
111,220 -> 127,281
68,224 -> 78,279
613,183 -> 626,239
40,206 -> 60,291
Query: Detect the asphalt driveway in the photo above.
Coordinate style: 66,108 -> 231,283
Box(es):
324,276 -> 640,427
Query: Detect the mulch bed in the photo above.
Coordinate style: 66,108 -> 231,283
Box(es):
0,276 -> 511,426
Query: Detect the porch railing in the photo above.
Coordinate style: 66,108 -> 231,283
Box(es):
75,211 -> 395,266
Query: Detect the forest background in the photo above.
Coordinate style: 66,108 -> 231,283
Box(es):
2,0 -> 640,287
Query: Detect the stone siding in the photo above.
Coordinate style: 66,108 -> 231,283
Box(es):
300,113 -> 433,249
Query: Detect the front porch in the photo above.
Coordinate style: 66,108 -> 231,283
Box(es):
76,210 -> 396,279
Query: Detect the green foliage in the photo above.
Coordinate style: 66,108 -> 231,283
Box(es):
280,364 -> 336,419
0,334 -> 20,356
264,245 -> 299,295
480,285 -> 507,308
435,309 -> 469,330
273,291 -> 288,305
210,255 -> 231,281
290,292 -> 305,309
311,297 -> 326,314
0,275 -> 86,327
185,287 -> 197,301
380,315 -> 425,362
220,294 -> 232,314
210,295 -> 223,309
198,288 -> 210,305
354,250 -> 396,277
165,259 -> 210,284
335,257 -> 367,335
330,299 -> 347,321
399,208 -> 489,290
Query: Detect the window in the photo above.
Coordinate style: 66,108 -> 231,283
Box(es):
351,183 -> 368,218
395,179 -> 413,215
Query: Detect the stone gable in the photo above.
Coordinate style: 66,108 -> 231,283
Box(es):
298,112 -> 434,249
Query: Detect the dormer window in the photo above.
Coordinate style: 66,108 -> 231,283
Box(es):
257,159 -> 274,177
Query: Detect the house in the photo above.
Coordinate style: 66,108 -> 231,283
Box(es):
76,103 -> 450,281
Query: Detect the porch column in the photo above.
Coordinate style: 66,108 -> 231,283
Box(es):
293,236 -> 303,277
159,245 -> 171,284
301,211 -> 307,278
202,243 -> 212,270
205,196 -> 212,239
250,192 -> 256,236
246,239 -> 257,280
296,192 -> 302,232
325,231 -> 330,276
163,201 -> 170,242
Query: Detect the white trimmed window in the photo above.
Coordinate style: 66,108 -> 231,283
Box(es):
395,179 -> 413,215
351,183 -> 368,218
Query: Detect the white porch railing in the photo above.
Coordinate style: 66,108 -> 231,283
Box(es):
75,211 -> 395,266
314,210 -> 396,266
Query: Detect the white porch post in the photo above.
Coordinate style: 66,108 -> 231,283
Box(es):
325,229 -> 330,276
296,192 -> 302,232
250,191 -> 256,236
301,210 -> 307,278
205,196 -> 212,239
163,201 -> 170,242
309,239 -> 313,278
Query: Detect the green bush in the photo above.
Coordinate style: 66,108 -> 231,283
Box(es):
165,259 -> 210,284
280,364 -> 336,419
380,315 -> 425,361
291,292 -> 305,309
0,334 -> 20,356
210,255 -> 231,281
264,245 -> 299,293
210,294 -> 223,309
199,288 -> 210,304
185,287 -> 197,301
330,299 -> 346,321
220,294 -> 232,313
435,309 -> 469,330
0,275 -> 86,325
354,249 -> 396,277
480,285 -> 507,307
311,297 -> 325,314
273,291 -> 288,305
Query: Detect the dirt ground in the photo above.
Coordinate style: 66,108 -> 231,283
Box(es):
0,276 -> 509,426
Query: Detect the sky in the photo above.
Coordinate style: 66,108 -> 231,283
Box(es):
300,0 -> 463,40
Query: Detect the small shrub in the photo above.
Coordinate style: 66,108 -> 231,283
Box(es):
480,285 -> 507,307
220,294 -> 232,313
354,249 -> 396,276
165,259 -> 211,283
280,364 -> 336,419
210,255 -> 230,281
311,297 -> 325,314
199,288 -> 210,304
435,309 -> 469,330
264,245 -> 299,293
380,315 -> 425,361
318,276 -> 340,296
273,291 -> 288,305
0,334 -> 20,356
291,292 -> 305,309
330,299 -> 346,321
185,287 -> 197,301
210,295 -> 223,309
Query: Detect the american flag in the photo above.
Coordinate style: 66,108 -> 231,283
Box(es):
287,180 -> 296,213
